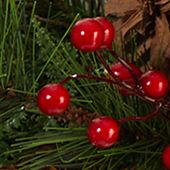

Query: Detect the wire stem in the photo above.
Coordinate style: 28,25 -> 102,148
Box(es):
60,73 -> 117,85
118,102 -> 162,123
108,48 -> 140,86
96,50 -> 156,104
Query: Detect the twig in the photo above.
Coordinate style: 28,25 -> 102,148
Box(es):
118,102 -> 163,123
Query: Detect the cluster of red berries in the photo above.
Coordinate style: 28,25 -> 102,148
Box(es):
70,17 -> 115,51
37,17 -> 170,169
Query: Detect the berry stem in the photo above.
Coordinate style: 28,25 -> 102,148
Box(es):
118,102 -> 162,123
96,51 -> 134,91
60,72 -> 156,104
96,51 -> 120,80
96,50 -> 157,104
60,73 -> 117,85
60,72 -> 169,124
60,72 -> 145,100
108,48 -> 140,87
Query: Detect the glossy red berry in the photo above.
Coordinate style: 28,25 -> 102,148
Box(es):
110,62 -> 142,95
70,18 -> 104,52
140,70 -> 169,99
111,62 -> 142,80
87,116 -> 120,148
162,144 -> 170,170
37,83 -> 70,115
95,17 -> 115,48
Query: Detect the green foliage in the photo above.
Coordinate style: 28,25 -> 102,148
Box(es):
0,0 -> 170,170
24,0 -> 105,37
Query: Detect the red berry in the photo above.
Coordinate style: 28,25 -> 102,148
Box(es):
95,17 -> 115,48
87,116 -> 120,148
110,62 -> 142,95
111,62 -> 142,80
37,83 -> 70,115
162,145 -> 170,169
70,18 -> 104,52
140,70 -> 169,99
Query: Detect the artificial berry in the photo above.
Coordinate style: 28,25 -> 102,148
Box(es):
87,116 -> 120,148
110,62 -> 142,95
162,144 -> 170,170
95,17 -> 115,48
37,83 -> 70,115
140,70 -> 169,100
111,62 -> 142,80
70,18 -> 104,52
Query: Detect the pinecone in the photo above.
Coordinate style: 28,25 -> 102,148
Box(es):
55,105 -> 98,128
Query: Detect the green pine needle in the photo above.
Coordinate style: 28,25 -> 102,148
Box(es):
0,1 -> 170,170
